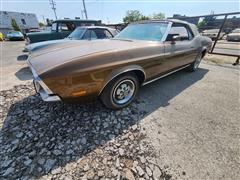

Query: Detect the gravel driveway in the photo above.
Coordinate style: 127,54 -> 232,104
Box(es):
0,59 -> 239,179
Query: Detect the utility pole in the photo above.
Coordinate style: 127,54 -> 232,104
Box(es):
49,0 -> 57,19
82,0 -> 88,19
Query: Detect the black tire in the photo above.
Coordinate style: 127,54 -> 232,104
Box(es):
100,73 -> 139,109
188,52 -> 203,72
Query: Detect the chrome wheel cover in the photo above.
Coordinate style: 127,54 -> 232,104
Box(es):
112,79 -> 135,105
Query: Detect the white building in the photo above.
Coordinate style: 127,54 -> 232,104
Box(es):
0,11 -> 39,35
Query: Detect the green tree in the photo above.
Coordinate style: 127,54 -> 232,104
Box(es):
123,10 -> 166,23
39,22 -> 45,27
150,12 -> 165,20
141,15 -> 150,21
204,15 -> 216,26
123,10 -> 149,23
11,19 -> 21,31
123,10 -> 142,23
197,20 -> 206,28
197,15 -> 216,28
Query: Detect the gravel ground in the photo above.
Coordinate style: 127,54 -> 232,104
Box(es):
0,84 -> 169,180
0,58 -> 239,179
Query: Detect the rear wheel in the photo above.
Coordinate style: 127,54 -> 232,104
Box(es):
188,52 -> 203,72
101,74 -> 139,109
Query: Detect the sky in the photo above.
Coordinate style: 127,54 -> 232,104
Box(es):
1,0 -> 240,24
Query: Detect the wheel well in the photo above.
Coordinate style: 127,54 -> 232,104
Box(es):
99,69 -> 146,95
110,70 -> 145,85
201,49 -> 207,58
132,70 -> 145,85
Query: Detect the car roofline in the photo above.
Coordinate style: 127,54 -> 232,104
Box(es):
53,19 -> 101,23
130,19 -> 194,26
75,26 -> 116,30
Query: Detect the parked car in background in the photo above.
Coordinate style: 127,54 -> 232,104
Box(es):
26,19 -> 101,44
27,19 -> 212,109
29,29 -> 43,33
25,26 -> 118,52
202,29 -> 225,40
6,31 -> 25,41
0,32 -> 4,41
227,28 -> 240,41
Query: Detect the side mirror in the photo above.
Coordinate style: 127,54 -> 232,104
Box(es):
171,35 -> 181,44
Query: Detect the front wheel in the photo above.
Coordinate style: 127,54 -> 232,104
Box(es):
100,74 -> 139,109
188,52 -> 203,72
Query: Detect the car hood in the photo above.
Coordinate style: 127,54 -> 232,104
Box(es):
26,39 -> 70,52
228,32 -> 240,36
28,39 -> 155,75
27,31 -> 51,37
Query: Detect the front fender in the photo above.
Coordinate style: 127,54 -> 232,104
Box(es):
27,32 -> 55,44
99,64 -> 146,95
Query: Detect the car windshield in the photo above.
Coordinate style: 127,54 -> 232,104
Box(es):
9,31 -> 22,35
114,22 -> 169,41
68,27 -> 86,40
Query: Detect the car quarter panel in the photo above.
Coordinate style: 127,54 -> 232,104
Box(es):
163,37 -> 201,70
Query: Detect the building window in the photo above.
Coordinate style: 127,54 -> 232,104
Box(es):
21,19 -> 26,25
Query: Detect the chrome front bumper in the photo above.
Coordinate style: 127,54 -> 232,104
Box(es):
28,60 -> 61,102
33,80 -> 61,102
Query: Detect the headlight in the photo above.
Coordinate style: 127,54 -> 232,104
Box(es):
25,44 -> 32,52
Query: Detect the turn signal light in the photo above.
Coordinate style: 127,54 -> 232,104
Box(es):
72,90 -> 87,97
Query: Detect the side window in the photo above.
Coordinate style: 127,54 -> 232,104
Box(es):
66,23 -> 76,31
58,23 -> 68,32
82,30 -> 98,40
82,30 -> 91,39
104,30 -> 113,38
58,23 -> 75,32
110,29 -> 119,37
82,29 -> 112,40
51,23 -> 57,31
92,29 -> 107,39
187,27 -> 194,40
90,30 -> 98,39
167,24 -> 194,41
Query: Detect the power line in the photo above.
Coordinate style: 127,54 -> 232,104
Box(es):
49,0 -> 57,19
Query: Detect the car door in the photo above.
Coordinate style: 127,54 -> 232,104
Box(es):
163,23 -> 198,71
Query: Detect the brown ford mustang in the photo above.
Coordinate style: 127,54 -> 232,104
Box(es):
28,19 -> 212,109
